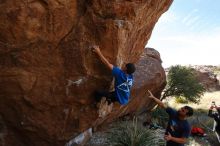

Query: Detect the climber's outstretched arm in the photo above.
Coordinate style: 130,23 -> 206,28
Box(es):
147,90 -> 167,109
92,45 -> 113,70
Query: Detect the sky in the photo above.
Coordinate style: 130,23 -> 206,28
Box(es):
147,0 -> 220,68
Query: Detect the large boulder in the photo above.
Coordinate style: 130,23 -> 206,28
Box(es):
0,0 -> 172,146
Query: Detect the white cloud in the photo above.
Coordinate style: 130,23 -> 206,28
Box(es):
147,0 -> 220,68
147,30 -> 220,67
182,9 -> 198,24
214,26 -> 220,31
185,16 -> 200,26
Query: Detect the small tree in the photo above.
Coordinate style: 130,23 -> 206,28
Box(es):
161,65 -> 205,104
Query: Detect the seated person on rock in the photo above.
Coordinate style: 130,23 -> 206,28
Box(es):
92,45 -> 135,105
148,90 -> 193,146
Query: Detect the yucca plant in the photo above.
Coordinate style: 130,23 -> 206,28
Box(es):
151,107 -> 168,128
107,117 -> 165,146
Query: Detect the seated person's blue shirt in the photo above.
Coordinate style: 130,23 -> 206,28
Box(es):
112,66 -> 133,105
165,107 -> 191,146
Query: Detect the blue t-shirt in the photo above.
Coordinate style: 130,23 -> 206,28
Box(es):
166,107 -> 191,146
112,66 -> 133,105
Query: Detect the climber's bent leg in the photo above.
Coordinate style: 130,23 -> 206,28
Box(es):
94,90 -> 117,104
105,91 -> 117,104
94,90 -> 109,102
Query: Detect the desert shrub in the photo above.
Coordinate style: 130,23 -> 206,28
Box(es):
107,118 -> 165,146
151,107 -> 168,128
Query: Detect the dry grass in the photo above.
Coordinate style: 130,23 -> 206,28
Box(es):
166,91 -> 220,109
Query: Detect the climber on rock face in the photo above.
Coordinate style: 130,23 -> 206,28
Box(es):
92,45 -> 135,105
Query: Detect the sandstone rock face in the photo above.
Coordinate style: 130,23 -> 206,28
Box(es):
0,0 -> 172,146
130,47 -> 166,113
